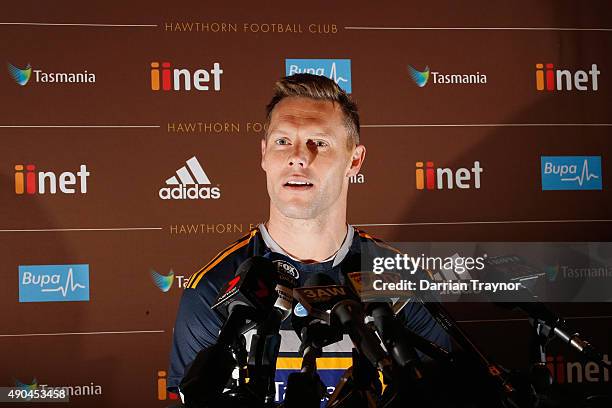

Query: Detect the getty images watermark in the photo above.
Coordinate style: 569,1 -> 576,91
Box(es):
370,253 -> 523,295
357,242 -> 612,303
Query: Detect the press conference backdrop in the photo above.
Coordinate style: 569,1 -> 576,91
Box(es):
1,0 -> 611,406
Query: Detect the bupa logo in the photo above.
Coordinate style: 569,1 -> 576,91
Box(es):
18,264 -> 90,302
540,156 -> 602,191
159,156 -> 221,200
285,59 -> 351,93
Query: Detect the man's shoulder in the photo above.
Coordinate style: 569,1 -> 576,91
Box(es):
351,227 -> 401,257
185,227 -> 264,290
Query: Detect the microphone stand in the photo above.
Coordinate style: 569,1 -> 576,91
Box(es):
529,315 -> 610,371
527,316 -> 611,408
326,349 -> 381,408
416,297 -> 524,408
281,342 -> 327,408
204,312 -> 281,408
529,318 -> 554,398
282,319 -> 343,408
248,310 -> 283,407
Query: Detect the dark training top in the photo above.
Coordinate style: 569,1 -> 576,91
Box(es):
167,224 -> 451,392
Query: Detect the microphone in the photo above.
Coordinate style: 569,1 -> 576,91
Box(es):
292,273 -> 345,372
180,343 -> 237,408
212,256 -> 278,347
264,252 -> 300,319
293,273 -> 394,378
342,271 -> 451,363
345,271 -> 423,374
181,256 -> 278,407
374,264 -> 522,404
482,256 -> 611,369
284,275 -> 352,406
248,254 -> 300,403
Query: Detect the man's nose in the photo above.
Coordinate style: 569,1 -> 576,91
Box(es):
288,142 -> 311,167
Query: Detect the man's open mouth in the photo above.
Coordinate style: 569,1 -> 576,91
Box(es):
284,180 -> 314,189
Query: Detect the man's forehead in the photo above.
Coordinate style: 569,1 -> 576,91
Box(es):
270,97 -> 343,128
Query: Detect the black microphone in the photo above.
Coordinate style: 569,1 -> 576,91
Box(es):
265,252 -> 300,319
248,254 -> 300,403
292,273 -> 344,372
212,256 -> 278,347
293,273 -> 394,378
181,256 -> 278,407
482,256 -> 611,369
285,274 -> 358,408
180,343 -> 236,408
383,264 -> 522,404
284,297 -> 335,407
345,271 -> 423,375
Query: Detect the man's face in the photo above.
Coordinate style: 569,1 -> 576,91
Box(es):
261,96 -> 365,220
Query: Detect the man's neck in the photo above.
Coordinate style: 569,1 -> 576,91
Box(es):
265,208 -> 348,263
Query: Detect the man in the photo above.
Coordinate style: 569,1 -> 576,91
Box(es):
168,73 -> 450,395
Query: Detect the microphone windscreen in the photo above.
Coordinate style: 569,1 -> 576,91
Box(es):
304,272 -> 336,287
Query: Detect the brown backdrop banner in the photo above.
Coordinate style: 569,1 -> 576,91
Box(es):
1,1 -> 611,406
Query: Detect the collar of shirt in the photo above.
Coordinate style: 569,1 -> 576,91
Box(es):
258,223 -> 355,268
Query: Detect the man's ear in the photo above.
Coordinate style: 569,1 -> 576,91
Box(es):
347,145 -> 366,177
260,137 -> 267,171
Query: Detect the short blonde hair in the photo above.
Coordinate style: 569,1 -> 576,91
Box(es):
265,73 -> 360,147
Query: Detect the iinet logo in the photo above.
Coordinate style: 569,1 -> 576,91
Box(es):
156,370 -> 179,401
150,61 -> 222,91
546,354 -> 610,384
535,63 -> 600,91
14,164 -> 90,194
159,156 -> 221,200
415,161 -> 483,190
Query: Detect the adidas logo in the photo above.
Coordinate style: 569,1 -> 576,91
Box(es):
159,156 -> 221,200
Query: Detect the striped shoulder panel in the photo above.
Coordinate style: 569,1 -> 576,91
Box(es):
355,228 -> 401,254
186,228 -> 259,289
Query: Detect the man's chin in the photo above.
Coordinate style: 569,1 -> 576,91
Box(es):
275,203 -> 319,220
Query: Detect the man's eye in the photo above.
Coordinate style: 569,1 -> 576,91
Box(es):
275,138 -> 289,145
314,140 -> 328,147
